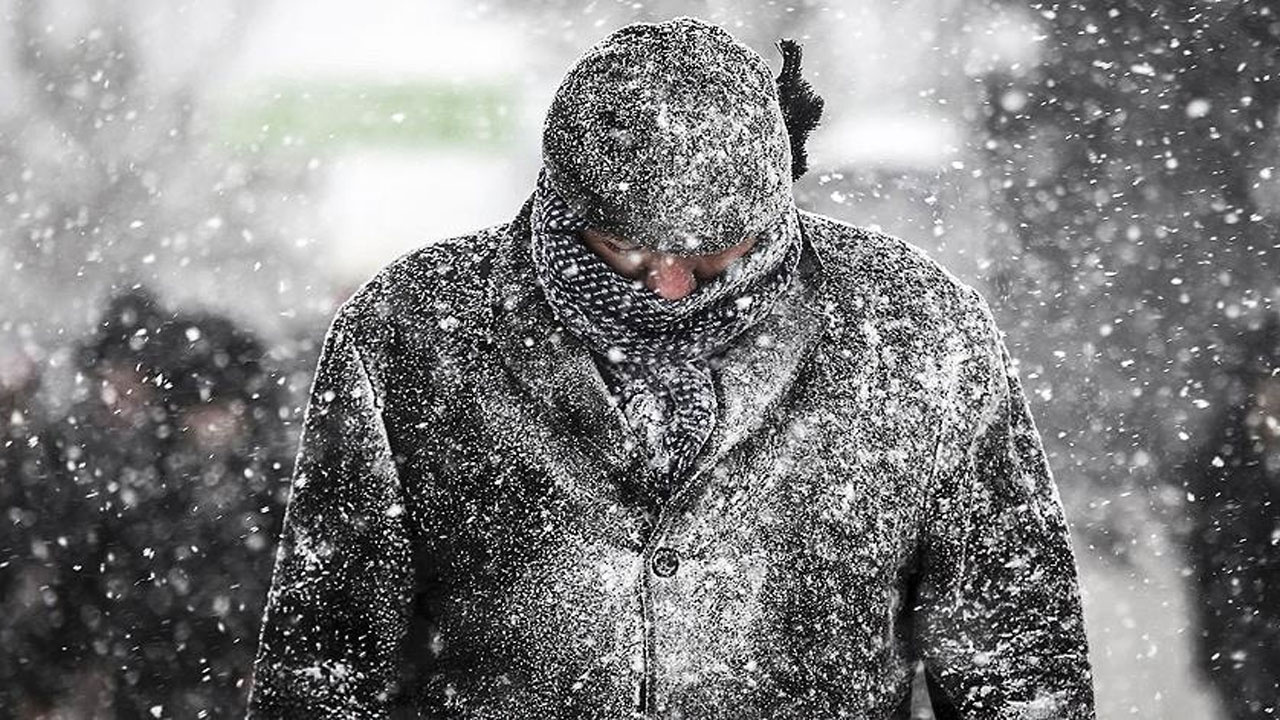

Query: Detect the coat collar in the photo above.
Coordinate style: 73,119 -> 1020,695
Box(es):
485,193 -> 834,489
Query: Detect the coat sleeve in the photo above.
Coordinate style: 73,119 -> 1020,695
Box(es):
248,300 -> 413,719
915,291 -> 1097,720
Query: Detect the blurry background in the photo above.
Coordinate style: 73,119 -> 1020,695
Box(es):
2,0 -> 1279,718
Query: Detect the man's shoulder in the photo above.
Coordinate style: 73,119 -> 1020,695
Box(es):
802,210 -> 983,311
332,219 -> 515,350
800,210 -> 997,349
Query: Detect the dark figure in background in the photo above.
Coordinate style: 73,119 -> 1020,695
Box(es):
1181,311 -> 1280,719
0,346 -> 66,716
2,288 -> 294,718
2,289 -> 173,716
101,304 -> 291,718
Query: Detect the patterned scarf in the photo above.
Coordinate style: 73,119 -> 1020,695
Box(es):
529,169 -> 803,497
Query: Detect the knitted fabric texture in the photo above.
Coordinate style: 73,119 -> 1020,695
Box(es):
529,169 -> 803,496
541,17 -> 794,255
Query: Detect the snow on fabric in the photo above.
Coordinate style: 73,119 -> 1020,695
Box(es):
247,203 -> 1096,718
249,16 -> 1096,720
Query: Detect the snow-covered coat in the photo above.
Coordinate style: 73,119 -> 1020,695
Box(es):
247,196 -> 1096,719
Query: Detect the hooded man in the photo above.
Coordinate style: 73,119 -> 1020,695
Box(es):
249,17 -> 1096,719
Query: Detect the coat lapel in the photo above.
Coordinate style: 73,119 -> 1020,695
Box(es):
486,195 -> 835,487
684,243 -> 830,486
485,195 -> 638,476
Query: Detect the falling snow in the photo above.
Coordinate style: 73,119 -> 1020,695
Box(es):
2,2 -> 1278,719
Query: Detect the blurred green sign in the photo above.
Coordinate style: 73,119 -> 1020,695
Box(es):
223,80 -> 516,151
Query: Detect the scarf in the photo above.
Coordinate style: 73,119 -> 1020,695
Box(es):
529,169 -> 803,498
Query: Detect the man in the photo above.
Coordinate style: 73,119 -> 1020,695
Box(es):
249,17 -> 1096,719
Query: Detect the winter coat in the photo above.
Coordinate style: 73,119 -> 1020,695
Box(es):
248,196 -> 1097,719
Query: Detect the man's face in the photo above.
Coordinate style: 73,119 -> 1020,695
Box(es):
580,228 -> 759,301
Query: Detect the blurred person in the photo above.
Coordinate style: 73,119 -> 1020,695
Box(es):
0,345 -> 68,717
102,308 -> 291,719
250,18 -> 1096,719
2,288 -> 171,717
25,288 -> 292,718
0,346 -> 49,593
1180,311 -> 1280,719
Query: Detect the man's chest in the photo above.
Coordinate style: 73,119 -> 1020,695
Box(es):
376,318 -> 952,716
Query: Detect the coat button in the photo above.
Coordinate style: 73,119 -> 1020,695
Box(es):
651,547 -> 679,578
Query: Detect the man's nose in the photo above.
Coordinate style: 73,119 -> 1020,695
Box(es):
646,255 -> 697,300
